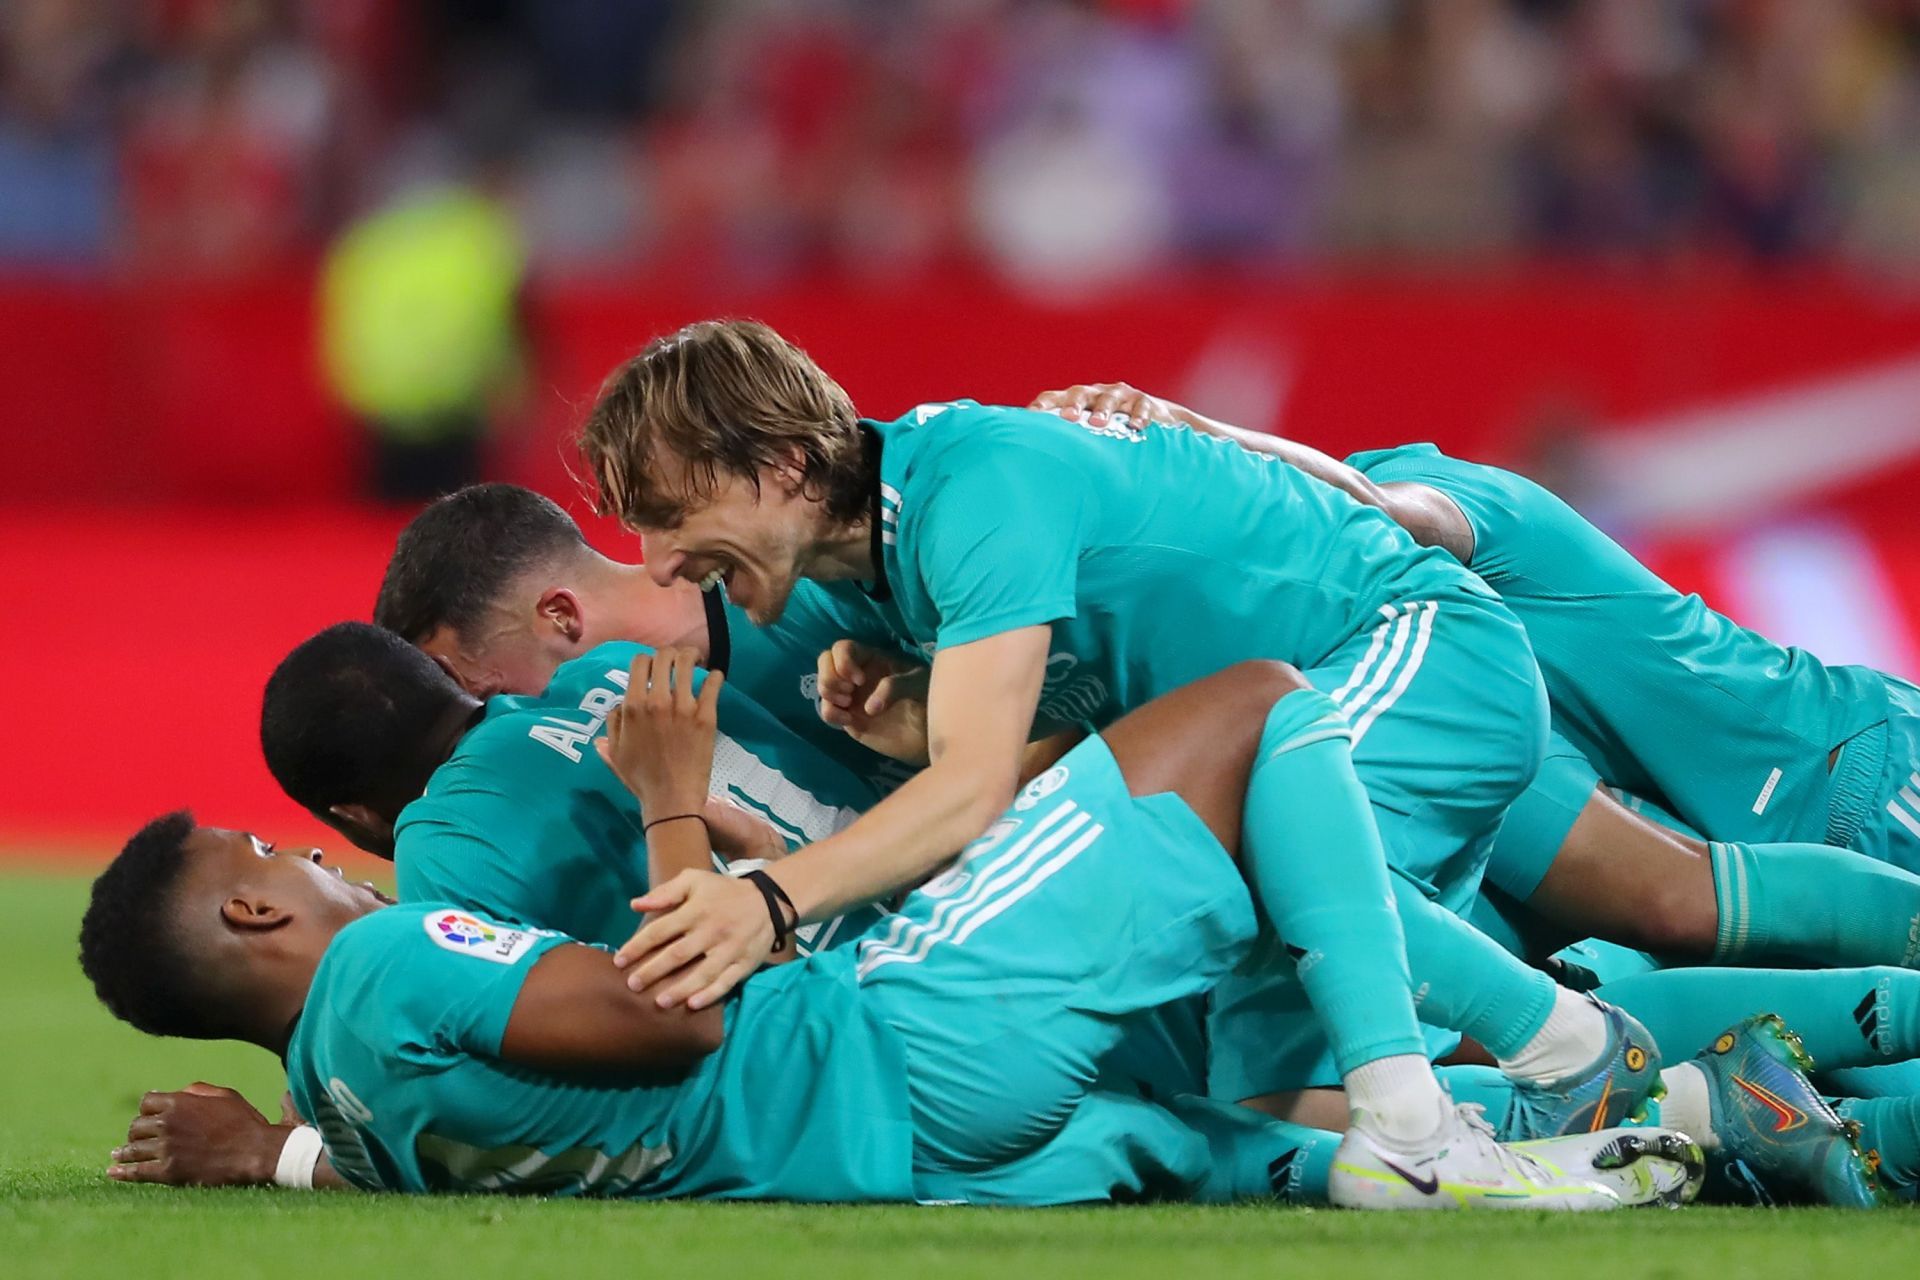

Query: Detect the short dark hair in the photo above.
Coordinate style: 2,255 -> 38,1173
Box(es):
80,811 -> 226,1040
261,622 -> 461,814
373,483 -> 588,643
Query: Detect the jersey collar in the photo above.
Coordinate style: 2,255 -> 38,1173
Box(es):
857,420 -> 892,603
701,586 -> 732,675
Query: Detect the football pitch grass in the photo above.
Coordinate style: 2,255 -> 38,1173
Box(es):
4,868 -> 1911,1280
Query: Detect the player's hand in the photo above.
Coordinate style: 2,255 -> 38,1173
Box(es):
703,795 -> 788,865
596,647 -> 721,818
108,1083 -> 289,1187
1029,382 -> 1186,430
616,868 -> 781,1009
816,640 -> 932,764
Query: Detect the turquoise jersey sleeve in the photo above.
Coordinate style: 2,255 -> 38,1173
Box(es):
404,906 -> 574,1057
902,431 -> 1093,649
394,792 -> 567,932
287,906 -> 572,1192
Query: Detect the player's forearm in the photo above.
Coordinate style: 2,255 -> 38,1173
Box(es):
775,753 -> 1015,921
646,816 -> 718,887
1181,412 -> 1393,511
1181,411 -> 1472,559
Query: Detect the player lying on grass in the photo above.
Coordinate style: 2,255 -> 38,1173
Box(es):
1031,381 -> 1920,977
86,658 -> 1707,1208
577,321 -> 1666,1168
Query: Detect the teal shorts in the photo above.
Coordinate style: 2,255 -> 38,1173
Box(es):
1302,588 -> 1550,899
852,734 -> 1257,1204
1482,732 -> 1605,902
1849,677 -> 1920,874
1207,591 -> 1546,1101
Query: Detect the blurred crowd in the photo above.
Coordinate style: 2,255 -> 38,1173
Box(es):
9,0 -> 1920,286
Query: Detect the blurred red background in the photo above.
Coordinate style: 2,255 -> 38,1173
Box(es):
10,267 -> 1920,858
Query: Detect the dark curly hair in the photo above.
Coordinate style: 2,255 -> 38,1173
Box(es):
261,622 -> 462,818
79,811 -> 228,1040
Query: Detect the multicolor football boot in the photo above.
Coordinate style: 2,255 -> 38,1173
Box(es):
1507,997 -> 1665,1139
1692,1014 -> 1892,1208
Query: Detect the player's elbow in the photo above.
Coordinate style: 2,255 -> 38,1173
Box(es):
927,741 -> 1023,829
683,1008 -> 727,1058
644,1008 -> 727,1069
961,759 -> 1023,832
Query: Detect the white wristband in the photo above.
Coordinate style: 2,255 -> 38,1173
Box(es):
273,1124 -> 324,1190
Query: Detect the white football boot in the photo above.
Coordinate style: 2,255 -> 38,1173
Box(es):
1329,1101 -> 1620,1210
1512,1126 -> 1707,1208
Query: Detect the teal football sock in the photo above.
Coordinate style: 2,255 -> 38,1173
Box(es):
1835,1096 -> 1920,1192
1163,1093 -> 1339,1205
1241,690 -> 1430,1076
1711,841 -> 1920,967
1598,966 -> 1920,1068
1826,1061 -> 1920,1099
1395,874 -> 1558,1061
1437,1064 -> 1523,1138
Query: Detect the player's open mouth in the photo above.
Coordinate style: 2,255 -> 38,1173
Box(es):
696,562 -> 740,599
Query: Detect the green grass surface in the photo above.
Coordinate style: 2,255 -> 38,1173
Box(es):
4,868 -> 1910,1279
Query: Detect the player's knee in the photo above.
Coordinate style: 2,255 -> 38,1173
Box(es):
1214,659 -> 1311,707
1638,875 -> 1719,955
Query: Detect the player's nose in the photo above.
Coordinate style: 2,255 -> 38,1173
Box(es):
641,535 -> 684,587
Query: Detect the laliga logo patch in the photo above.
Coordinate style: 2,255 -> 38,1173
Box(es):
424,911 -> 541,965
799,673 -> 820,702
1014,766 -> 1069,812
434,912 -> 495,947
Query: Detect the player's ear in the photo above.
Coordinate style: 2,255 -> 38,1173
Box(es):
536,587 -> 585,644
770,445 -> 809,495
324,804 -> 395,861
221,895 -> 292,932
426,649 -> 500,698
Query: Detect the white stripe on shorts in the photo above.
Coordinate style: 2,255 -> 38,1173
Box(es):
1336,606 -> 1415,722
1348,601 -> 1438,746
1329,605 -> 1402,705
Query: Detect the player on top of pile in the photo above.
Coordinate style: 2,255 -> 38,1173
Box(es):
573,319 -> 1659,1182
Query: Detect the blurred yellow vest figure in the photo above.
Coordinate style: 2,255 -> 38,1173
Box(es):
321,186 -> 525,500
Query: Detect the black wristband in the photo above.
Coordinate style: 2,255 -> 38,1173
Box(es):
742,870 -> 799,954
643,813 -> 706,834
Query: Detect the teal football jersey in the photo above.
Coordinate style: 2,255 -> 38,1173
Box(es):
849,403 -> 1497,734
716,582 -> 919,795
1348,444 -> 1890,845
394,641 -> 884,954
287,904 -> 916,1200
